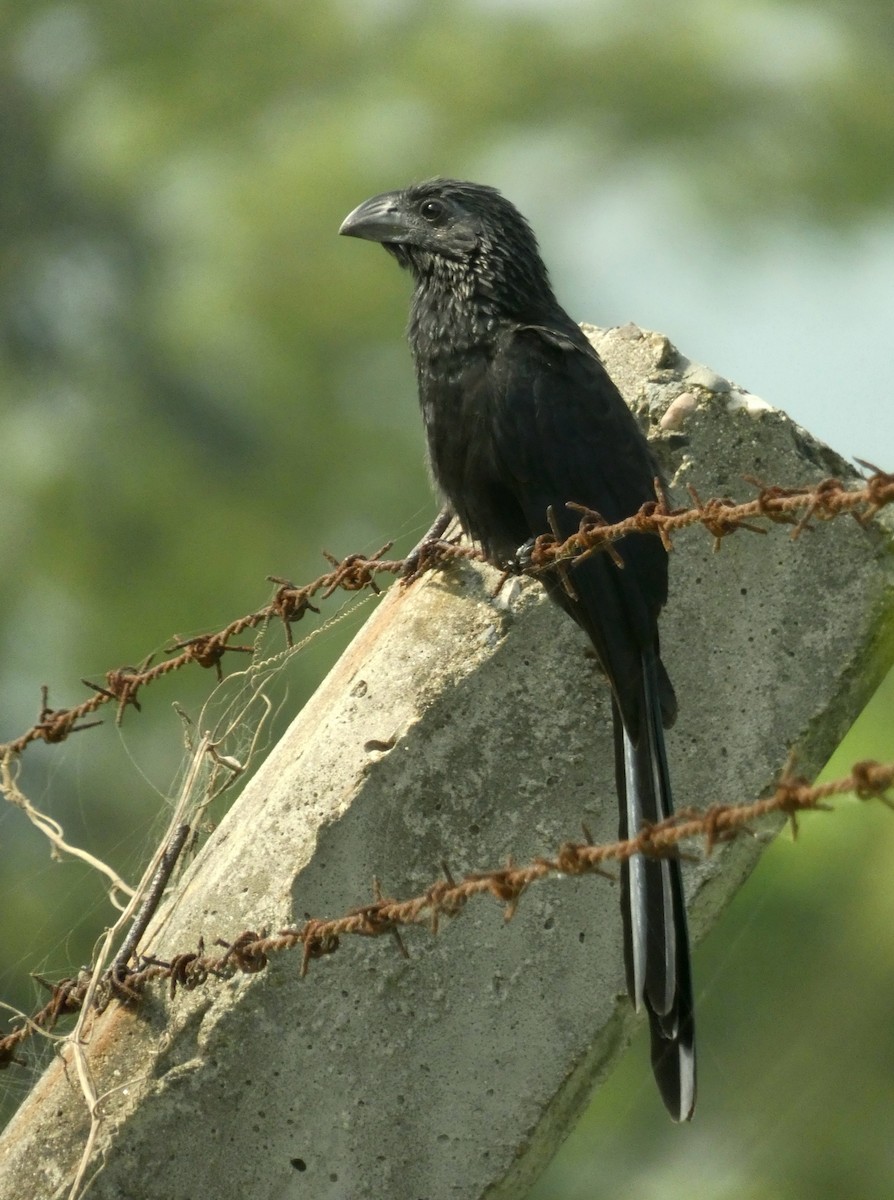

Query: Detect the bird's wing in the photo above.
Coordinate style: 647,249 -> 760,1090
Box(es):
492,325 -> 694,1118
489,322 -> 673,731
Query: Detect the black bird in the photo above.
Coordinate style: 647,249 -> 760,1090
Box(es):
340,179 -> 695,1121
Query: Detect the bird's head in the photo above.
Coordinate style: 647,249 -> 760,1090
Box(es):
339,179 -> 554,314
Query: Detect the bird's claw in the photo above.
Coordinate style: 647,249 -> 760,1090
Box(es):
506,537 -> 537,575
401,508 -> 455,586
401,537 -> 444,585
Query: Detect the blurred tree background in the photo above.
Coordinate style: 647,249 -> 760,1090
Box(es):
1,1 -> 892,1195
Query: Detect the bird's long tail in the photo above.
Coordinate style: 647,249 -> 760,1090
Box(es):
614,649 -> 696,1121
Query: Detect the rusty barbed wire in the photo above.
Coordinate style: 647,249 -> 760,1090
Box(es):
0,469 -> 891,762
523,463 -> 894,568
1,756 -> 890,1071
0,542 -> 404,756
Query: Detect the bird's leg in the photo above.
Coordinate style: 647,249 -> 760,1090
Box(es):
401,506 -> 455,585
510,507 -> 580,601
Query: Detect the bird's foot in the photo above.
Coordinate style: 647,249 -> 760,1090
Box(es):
506,537 -> 537,574
400,508 -> 456,586
400,538 -> 459,585
490,537 -> 538,598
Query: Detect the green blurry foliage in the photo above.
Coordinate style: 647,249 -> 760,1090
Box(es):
1,1 -> 892,1192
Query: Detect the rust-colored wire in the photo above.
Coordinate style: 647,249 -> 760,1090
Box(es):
1,469 -> 891,759
2,757 -> 890,1071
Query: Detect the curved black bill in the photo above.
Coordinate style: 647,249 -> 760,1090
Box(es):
339,192 -> 409,244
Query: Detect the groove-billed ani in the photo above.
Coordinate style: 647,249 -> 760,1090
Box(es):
340,179 -> 695,1121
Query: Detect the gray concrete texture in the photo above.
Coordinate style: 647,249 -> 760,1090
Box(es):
1,325 -> 891,1200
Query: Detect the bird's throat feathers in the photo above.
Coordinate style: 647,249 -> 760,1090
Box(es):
404,238 -> 557,365
407,261 -> 497,361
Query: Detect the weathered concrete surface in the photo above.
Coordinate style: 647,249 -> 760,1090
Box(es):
1,325 -> 891,1200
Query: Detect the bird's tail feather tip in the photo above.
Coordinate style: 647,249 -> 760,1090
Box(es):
651,1026 -> 696,1121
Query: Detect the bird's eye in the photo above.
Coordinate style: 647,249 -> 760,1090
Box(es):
419,198 -> 447,223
